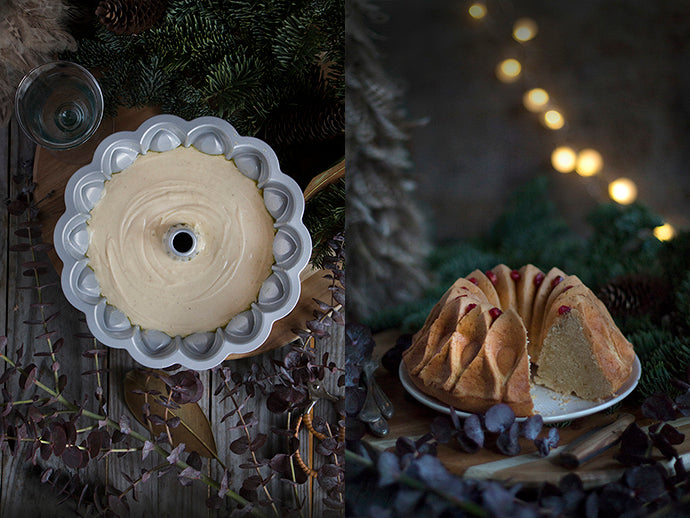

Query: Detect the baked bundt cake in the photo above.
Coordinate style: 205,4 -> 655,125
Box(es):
402,264 -> 635,416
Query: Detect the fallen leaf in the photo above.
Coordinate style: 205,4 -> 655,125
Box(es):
124,370 -> 217,458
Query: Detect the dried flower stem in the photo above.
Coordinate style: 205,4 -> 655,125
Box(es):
163,390 -> 175,446
92,338 -> 106,410
25,223 -> 60,391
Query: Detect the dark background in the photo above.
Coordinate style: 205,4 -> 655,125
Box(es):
378,0 -> 690,242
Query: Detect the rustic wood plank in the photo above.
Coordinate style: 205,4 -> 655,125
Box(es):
308,327 -> 345,518
106,349 -> 161,516
1,122 -> 9,331
1,119 -> 84,516
154,368 -> 212,518
0,117 -> 10,515
0,121 -> 114,516
107,349 -> 216,517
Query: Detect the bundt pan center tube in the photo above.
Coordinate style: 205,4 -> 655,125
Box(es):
54,115 -> 311,370
166,224 -> 199,259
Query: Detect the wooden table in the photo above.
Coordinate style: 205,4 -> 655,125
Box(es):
0,117 -> 344,517
367,331 -> 690,490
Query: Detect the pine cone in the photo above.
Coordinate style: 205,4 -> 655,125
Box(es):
96,0 -> 168,35
598,274 -> 672,317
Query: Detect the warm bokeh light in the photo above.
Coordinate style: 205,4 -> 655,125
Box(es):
496,58 -> 522,83
513,18 -> 538,42
523,88 -> 549,112
551,146 -> 577,173
469,3 -> 487,19
575,148 -> 603,177
608,178 -> 637,205
542,109 -> 564,130
654,223 -> 676,241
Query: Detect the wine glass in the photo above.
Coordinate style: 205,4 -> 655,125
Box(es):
15,61 -> 104,151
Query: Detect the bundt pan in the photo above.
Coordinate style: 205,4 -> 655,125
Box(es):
54,115 -> 311,370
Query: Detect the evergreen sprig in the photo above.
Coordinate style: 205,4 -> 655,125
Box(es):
304,179 -> 345,269
66,0 -> 345,260
68,0 -> 344,139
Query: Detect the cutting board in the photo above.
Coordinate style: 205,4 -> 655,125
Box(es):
368,330 -> 688,489
32,106 -> 336,360
461,417 -> 690,489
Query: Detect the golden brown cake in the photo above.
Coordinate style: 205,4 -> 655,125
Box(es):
402,264 -> 635,416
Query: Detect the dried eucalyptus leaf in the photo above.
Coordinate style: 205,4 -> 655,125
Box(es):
124,369 -> 217,458
142,441 -> 155,461
230,436 -> 249,455
40,467 -> 53,483
88,431 -> 102,459
187,451 -> 202,471
167,443 -> 185,465
62,445 -> 84,469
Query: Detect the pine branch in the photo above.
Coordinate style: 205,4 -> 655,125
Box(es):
304,179 -> 345,269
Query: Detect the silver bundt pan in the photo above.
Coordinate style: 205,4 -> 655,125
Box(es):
54,115 -> 311,370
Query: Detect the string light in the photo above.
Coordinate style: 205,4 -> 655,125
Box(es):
513,18 -> 538,42
654,223 -> 676,241
575,149 -> 603,177
496,58 -> 521,83
542,109 -> 564,130
478,5 -> 681,233
609,178 -> 637,205
523,88 -> 549,112
468,3 -> 487,19
551,147 -> 576,173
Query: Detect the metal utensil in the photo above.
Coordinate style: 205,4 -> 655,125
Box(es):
357,361 -> 384,423
371,373 -> 394,419
367,416 -> 390,438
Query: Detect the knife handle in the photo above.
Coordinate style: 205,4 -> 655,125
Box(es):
559,413 -> 635,469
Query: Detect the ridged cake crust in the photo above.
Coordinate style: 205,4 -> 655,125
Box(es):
402,264 -> 635,416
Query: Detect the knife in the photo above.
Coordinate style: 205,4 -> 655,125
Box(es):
558,413 -> 635,469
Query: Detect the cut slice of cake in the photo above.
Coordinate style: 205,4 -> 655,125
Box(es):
535,290 -> 634,400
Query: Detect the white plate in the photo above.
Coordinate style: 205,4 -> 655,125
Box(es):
399,355 -> 641,423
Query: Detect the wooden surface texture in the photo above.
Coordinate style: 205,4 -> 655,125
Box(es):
1,115 -> 344,517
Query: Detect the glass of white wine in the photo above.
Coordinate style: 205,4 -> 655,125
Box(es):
15,61 -> 104,150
